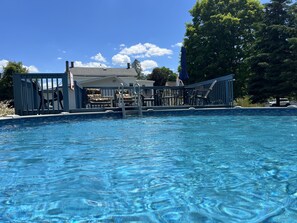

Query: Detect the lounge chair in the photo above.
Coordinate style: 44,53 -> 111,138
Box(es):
190,80 -> 217,105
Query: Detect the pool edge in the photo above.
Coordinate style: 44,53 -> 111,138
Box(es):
1,107 -> 297,126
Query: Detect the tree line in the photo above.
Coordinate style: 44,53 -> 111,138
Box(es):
184,0 -> 297,105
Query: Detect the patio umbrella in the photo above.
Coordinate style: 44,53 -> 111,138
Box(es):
179,46 -> 189,81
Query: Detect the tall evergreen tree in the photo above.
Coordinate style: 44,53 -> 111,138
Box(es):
184,0 -> 263,98
248,0 -> 297,104
131,59 -> 145,80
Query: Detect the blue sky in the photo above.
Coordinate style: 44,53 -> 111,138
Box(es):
0,0 -> 269,74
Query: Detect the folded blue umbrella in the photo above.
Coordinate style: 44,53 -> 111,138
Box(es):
179,46 -> 189,81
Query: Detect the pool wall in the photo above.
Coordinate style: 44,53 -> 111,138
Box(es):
143,107 -> 297,117
1,107 -> 297,127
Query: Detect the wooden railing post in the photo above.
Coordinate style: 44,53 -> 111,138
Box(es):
13,74 -> 23,115
62,72 -> 69,112
74,81 -> 83,109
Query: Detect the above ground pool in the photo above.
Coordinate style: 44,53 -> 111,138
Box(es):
1,115 -> 297,222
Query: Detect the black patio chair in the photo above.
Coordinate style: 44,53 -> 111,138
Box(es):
190,80 -> 217,105
38,89 -> 64,110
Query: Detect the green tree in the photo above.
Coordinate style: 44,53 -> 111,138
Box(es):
284,2 -> 297,98
184,0 -> 263,98
147,67 -> 175,86
0,61 -> 28,101
248,0 -> 297,104
132,59 -> 145,80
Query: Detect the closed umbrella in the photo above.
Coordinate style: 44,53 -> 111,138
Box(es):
179,46 -> 189,81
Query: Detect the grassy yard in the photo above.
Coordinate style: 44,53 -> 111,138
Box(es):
0,101 -> 14,117
234,97 -> 265,107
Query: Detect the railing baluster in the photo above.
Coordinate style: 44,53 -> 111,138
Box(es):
46,78 -> 49,113
40,78 -> 44,113
51,78 -> 55,110
24,76 -> 28,114
56,78 -> 60,111
30,78 -> 34,113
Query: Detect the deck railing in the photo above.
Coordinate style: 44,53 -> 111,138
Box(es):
13,73 -> 69,115
76,74 -> 234,109
13,73 -> 234,115
186,74 -> 234,107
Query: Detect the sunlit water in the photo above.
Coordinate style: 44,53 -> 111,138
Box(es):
1,116 -> 297,222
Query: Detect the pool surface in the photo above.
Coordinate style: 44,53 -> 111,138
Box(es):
1,115 -> 297,222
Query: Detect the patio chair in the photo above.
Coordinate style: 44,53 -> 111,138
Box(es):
38,88 -> 64,110
140,88 -> 154,106
190,80 -> 217,105
32,81 -> 64,110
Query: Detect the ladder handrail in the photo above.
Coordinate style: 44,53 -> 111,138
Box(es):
134,83 -> 142,117
119,83 -> 126,118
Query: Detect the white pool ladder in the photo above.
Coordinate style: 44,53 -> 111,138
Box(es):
134,83 -> 143,117
118,83 -> 126,118
118,83 -> 142,118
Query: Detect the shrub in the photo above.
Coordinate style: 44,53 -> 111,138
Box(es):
0,100 -> 14,116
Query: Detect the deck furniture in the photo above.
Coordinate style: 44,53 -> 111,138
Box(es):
87,88 -> 113,107
39,89 -> 64,109
190,80 -> 217,105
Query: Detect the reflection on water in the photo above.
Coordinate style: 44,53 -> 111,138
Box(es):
0,116 -> 297,222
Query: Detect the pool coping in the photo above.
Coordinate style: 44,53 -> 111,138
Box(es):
1,107 -> 297,126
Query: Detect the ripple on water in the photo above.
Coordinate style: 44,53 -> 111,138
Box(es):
1,116 -> 297,222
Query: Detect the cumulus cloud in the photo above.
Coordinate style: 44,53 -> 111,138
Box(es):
140,60 -> 158,74
171,42 -> 183,48
74,61 -> 108,68
112,54 -> 131,66
0,59 -> 39,73
119,43 -> 172,58
0,59 -> 9,72
24,65 -> 39,73
91,53 -> 107,63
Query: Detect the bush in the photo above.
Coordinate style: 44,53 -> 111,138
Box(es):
0,100 -> 14,116
235,96 -> 265,107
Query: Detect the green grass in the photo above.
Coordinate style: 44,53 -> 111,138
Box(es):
234,97 -> 265,107
0,101 -> 14,117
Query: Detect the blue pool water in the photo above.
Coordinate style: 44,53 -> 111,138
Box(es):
1,115 -> 297,222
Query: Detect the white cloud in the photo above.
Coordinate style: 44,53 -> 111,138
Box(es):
119,44 -> 126,49
91,53 -> 107,63
119,43 -> 172,58
140,60 -> 158,74
171,42 -> 183,48
0,59 -> 39,73
112,54 -> 131,66
24,65 -> 39,73
74,61 -> 108,68
0,59 -> 9,72
120,43 -> 147,55
57,57 -> 62,60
